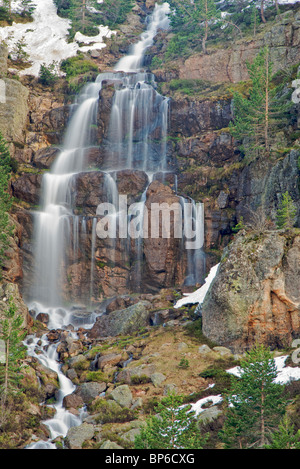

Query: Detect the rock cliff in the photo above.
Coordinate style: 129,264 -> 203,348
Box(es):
202,229 -> 300,352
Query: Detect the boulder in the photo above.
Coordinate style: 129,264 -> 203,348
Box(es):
75,382 -> 107,404
88,300 -> 152,338
109,384 -> 133,408
65,423 -> 95,449
63,393 -> 84,409
202,230 -> 300,352
97,352 -> 123,370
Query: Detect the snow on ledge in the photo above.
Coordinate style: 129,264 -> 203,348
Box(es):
174,263 -> 220,309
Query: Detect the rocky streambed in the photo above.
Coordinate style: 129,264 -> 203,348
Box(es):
22,290 -> 237,450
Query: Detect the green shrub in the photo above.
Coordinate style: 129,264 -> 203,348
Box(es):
91,399 -> 137,424
60,54 -> 98,79
39,63 -> 59,86
131,374 -> 151,385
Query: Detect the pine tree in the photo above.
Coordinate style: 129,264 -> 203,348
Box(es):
220,344 -> 287,449
0,298 -> 26,420
230,46 -> 291,158
0,133 -> 14,278
168,0 -> 221,55
265,415 -> 300,449
276,191 -> 297,230
134,393 -> 208,449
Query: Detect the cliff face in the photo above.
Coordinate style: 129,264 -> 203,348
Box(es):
156,7 -> 300,84
0,47 -> 29,148
1,1 -> 300,350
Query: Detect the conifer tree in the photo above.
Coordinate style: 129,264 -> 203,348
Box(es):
276,191 -> 297,230
220,344 -> 287,449
265,415 -> 300,449
230,46 -> 290,158
0,298 -> 26,420
0,133 -> 14,277
168,0 -> 220,54
134,393 -> 208,449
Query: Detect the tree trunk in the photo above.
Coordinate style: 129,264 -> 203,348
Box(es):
261,0 -> 266,23
265,48 -> 269,154
202,20 -> 208,54
82,0 -> 86,29
260,385 -> 266,447
202,0 -> 208,54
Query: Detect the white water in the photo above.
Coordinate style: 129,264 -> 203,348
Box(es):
25,334 -> 87,449
115,2 -> 170,73
25,3 -> 181,449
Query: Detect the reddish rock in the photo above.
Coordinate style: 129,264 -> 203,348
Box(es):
63,393 -> 84,409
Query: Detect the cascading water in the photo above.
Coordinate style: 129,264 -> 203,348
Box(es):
26,2 -> 197,449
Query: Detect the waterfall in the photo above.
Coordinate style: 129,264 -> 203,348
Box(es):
25,2 -> 205,449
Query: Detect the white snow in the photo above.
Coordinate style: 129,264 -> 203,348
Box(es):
227,355 -> 300,384
190,395 -> 223,416
0,0 -> 116,76
174,263 -> 220,309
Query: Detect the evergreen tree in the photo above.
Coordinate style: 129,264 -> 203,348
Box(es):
134,393 -> 208,449
0,299 -> 26,420
230,46 -> 290,158
168,0 -> 221,55
265,415 -> 300,449
220,344 -> 287,449
276,191 -> 297,230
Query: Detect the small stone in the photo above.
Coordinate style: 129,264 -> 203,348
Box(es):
150,372 -> 166,387
213,346 -> 232,357
100,440 -> 123,449
198,344 -> 212,355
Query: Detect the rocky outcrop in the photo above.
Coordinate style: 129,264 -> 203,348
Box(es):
11,173 -> 42,205
0,78 -> 29,146
202,230 -> 300,352
88,300 -> 152,338
142,180 -> 185,290
177,8 -> 300,83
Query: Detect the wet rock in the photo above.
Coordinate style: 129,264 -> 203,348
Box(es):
63,392 -> 84,409
143,181 -> 184,290
36,312 -> 49,324
32,146 -> 60,169
75,382 -> 107,404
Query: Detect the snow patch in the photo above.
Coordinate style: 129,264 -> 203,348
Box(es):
0,0 -> 116,76
227,355 -> 300,384
174,263 -> 219,309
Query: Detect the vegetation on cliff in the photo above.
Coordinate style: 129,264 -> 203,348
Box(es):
0,0 -> 300,451
54,0 -> 134,37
